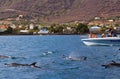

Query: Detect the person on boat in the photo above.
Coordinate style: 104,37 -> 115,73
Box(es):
89,32 -> 97,38
101,33 -> 106,38
107,29 -> 112,37
104,29 -> 117,37
111,30 -> 117,37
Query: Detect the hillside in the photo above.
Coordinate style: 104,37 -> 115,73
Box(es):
0,0 -> 120,23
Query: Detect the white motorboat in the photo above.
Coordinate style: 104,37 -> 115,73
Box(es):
81,37 -> 120,46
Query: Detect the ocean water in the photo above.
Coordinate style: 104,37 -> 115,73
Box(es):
0,35 -> 120,79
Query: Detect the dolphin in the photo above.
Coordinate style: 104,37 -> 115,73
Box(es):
4,62 -> 41,68
0,55 -> 10,58
102,61 -> 120,68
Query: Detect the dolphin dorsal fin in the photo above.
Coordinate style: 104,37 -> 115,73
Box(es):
111,60 -> 116,63
30,62 -> 37,66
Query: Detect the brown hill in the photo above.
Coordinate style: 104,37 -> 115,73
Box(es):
0,0 -> 120,23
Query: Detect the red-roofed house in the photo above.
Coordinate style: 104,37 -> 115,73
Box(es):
0,26 -> 8,32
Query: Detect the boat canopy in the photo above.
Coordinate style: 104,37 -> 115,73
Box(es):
89,26 -> 100,34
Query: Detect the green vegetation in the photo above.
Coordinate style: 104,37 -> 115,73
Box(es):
0,20 -> 89,35
4,26 -> 13,33
48,23 -> 89,34
76,23 -> 89,34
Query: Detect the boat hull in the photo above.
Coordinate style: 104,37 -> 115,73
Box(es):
81,37 -> 120,46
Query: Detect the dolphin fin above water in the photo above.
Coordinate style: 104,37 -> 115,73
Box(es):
30,62 -> 37,66
29,62 -> 41,68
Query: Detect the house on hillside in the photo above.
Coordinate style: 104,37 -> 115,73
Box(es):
0,26 -> 8,32
29,23 -> 34,29
10,24 -> 17,29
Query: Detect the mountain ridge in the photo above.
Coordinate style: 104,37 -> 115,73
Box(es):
0,0 -> 120,23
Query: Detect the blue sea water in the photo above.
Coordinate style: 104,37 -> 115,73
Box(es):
0,35 -> 120,79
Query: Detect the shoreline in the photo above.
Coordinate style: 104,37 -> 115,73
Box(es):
0,33 -> 87,36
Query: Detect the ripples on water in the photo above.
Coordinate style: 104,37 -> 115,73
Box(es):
0,35 -> 120,79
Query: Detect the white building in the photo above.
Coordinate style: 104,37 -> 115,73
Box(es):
29,24 -> 34,29
10,24 -> 16,29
